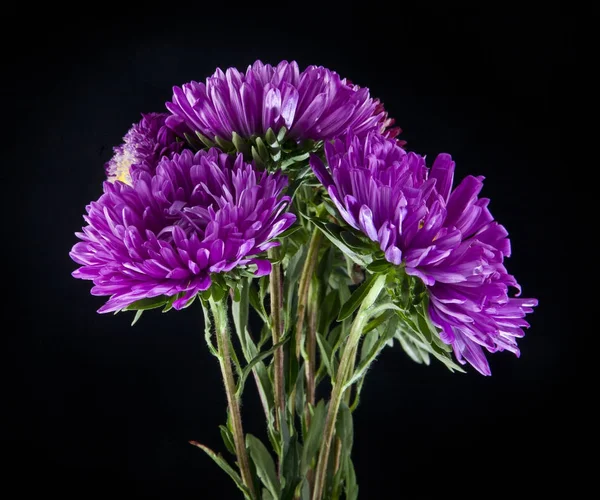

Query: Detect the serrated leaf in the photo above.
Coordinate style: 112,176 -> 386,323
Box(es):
189,441 -> 251,499
246,434 -> 280,499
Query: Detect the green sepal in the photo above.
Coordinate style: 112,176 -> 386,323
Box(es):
195,131 -> 216,148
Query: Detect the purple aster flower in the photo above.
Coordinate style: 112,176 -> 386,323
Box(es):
165,60 -> 384,144
71,148 -> 295,313
105,112 -> 184,185
310,132 -> 537,375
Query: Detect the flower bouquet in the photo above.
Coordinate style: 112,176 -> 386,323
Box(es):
70,60 -> 537,499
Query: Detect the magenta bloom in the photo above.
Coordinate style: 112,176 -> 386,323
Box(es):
310,132 -> 537,375
165,60 -> 384,143
105,113 -> 184,185
71,149 -> 295,313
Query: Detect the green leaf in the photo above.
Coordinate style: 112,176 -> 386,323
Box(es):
200,300 -> 218,358
281,435 -> 302,500
307,217 -> 371,267
211,284 -> 227,302
231,278 -> 250,353
360,330 -> 379,363
236,336 -> 289,397
246,434 -> 280,499
316,332 -> 337,379
331,402 -> 354,496
189,441 -> 251,499
338,274 -> 382,321
249,284 -> 269,323
293,360 -> 305,418
300,400 -> 327,474
344,457 -> 359,500
366,258 -> 391,273
317,290 -> 340,335
395,328 -> 429,364
340,231 -> 372,251
124,296 -> 168,311
262,489 -> 275,500
161,294 -> 178,313
277,224 -> 302,241
219,424 -> 236,456
362,309 -> 394,335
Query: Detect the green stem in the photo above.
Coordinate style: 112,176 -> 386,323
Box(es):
209,297 -> 257,500
268,247 -> 285,431
295,230 -> 323,363
231,281 -> 270,420
311,275 -> 386,500
306,279 -> 319,414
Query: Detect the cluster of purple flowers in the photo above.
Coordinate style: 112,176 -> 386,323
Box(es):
71,60 -> 536,374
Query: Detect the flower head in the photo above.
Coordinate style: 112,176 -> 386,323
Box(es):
105,112 -> 184,185
310,132 -> 537,375
72,149 -> 295,313
165,60 -> 384,144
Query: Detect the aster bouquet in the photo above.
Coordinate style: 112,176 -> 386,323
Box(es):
71,61 -> 537,499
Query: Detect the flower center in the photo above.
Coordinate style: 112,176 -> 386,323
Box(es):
107,148 -> 135,186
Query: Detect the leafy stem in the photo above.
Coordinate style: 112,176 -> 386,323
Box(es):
311,274 -> 386,500
268,247 -> 285,434
208,296 -> 257,499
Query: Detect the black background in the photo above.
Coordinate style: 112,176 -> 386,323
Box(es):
5,6 -> 581,499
